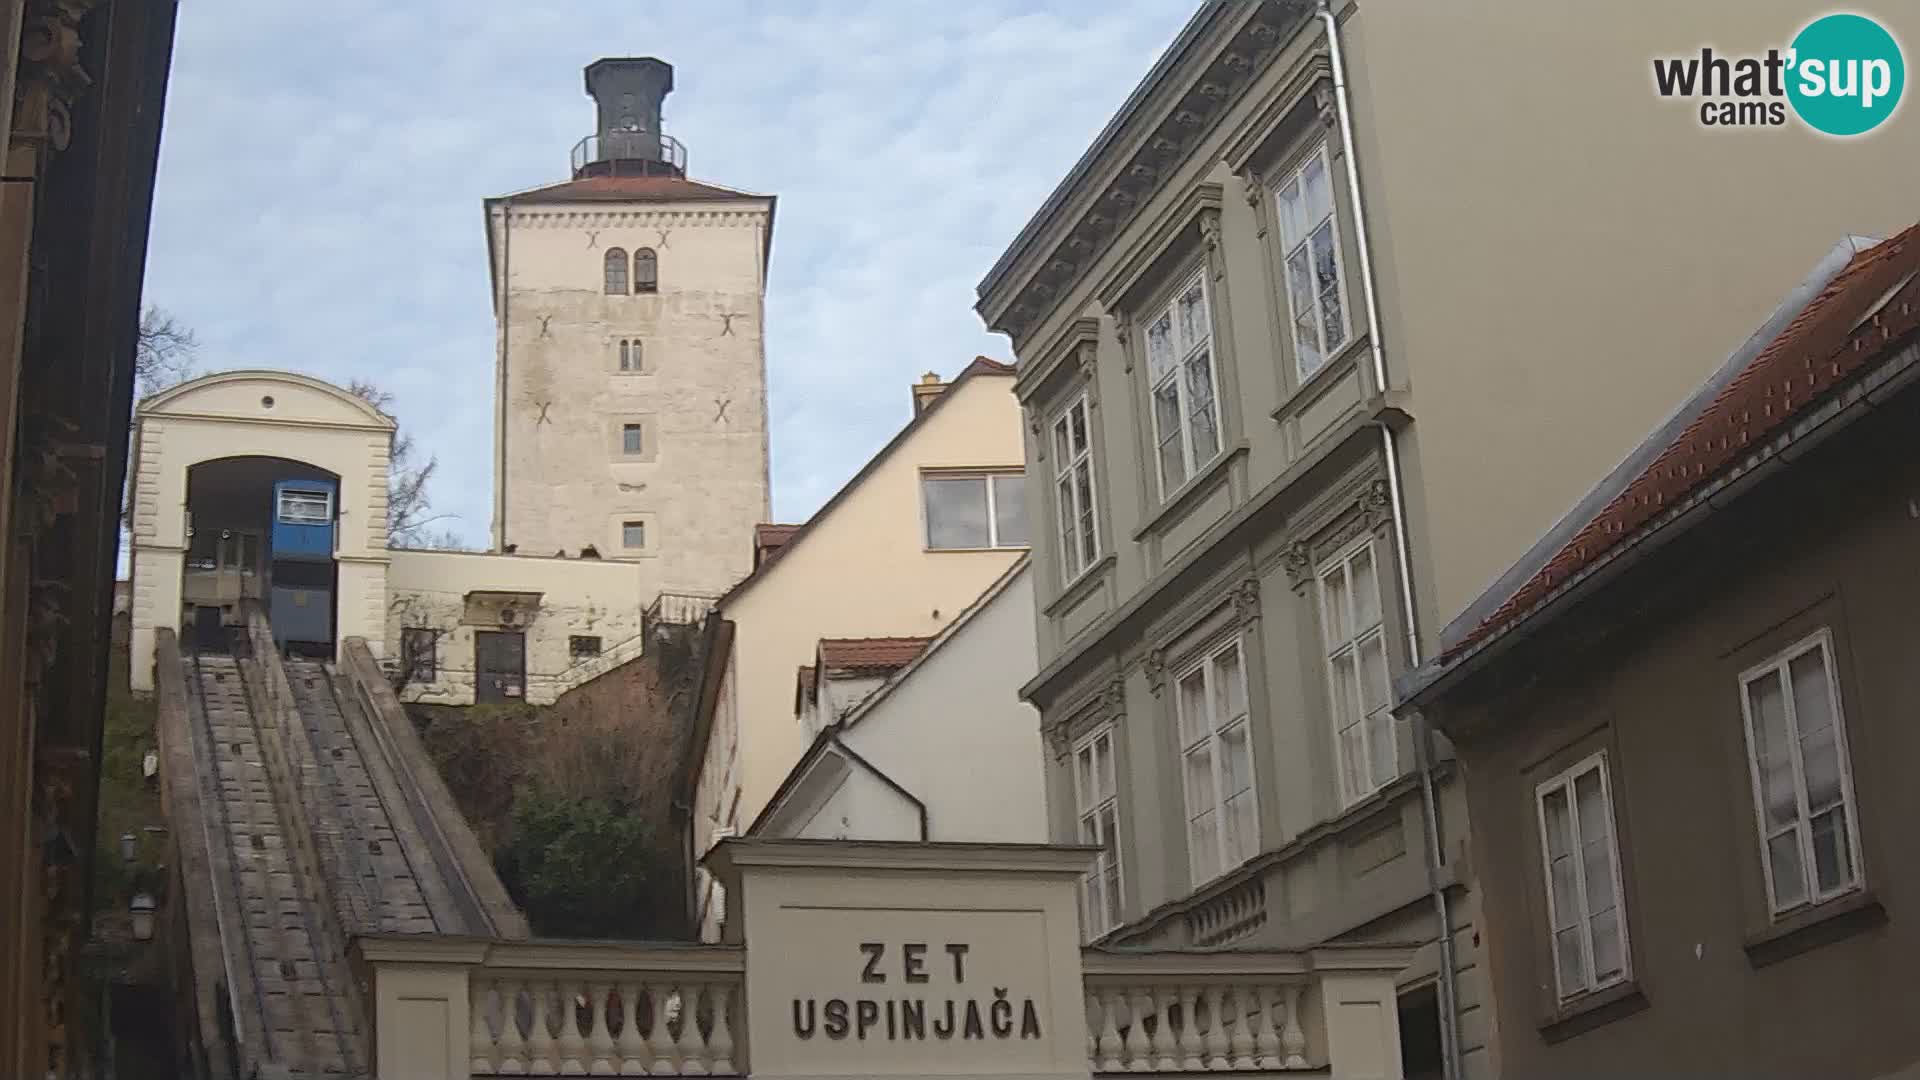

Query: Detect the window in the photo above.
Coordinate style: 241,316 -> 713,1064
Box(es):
634,248 -> 658,293
922,472 -> 1028,550
1535,753 -> 1630,1002
1738,631 -> 1863,916
1175,639 -> 1256,884
622,520 -> 646,549
277,487 -> 332,524
1276,144 -> 1350,380
618,338 -> 642,372
622,423 -> 643,455
1073,726 -> 1124,940
569,635 -> 603,659
604,247 -> 628,295
401,628 -> 437,682
1144,270 -> 1221,496
1051,394 -> 1100,581
1319,540 -> 1395,806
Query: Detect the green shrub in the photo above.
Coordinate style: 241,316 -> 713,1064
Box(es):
497,784 -> 661,939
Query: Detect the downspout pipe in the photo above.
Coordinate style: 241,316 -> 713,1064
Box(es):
1318,3 -> 1463,1078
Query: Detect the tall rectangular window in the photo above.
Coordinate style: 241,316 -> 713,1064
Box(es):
1276,144 -> 1349,380
1738,631 -> 1863,916
1319,539 -> 1396,806
622,423 -> 644,455
1144,270 -> 1221,496
922,472 -> 1028,550
1176,639 -> 1256,885
1535,752 -> 1630,1002
622,520 -> 646,549
618,338 -> 642,372
1073,726 -> 1124,940
401,627 -> 437,682
1051,394 -> 1100,582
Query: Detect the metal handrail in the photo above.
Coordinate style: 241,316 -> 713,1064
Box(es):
571,131 -> 687,174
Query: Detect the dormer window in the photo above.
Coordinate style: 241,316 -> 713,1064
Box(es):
604,247 -> 628,295
634,248 -> 658,294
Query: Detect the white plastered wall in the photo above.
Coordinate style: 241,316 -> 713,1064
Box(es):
128,370 -> 395,691
385,548 -> 646,706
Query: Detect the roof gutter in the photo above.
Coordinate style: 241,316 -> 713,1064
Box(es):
1318,5 -> 1460,1077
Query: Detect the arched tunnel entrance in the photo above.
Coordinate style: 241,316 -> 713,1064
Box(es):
183,456 -> 340,657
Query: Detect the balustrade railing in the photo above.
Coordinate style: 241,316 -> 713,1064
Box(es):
1081,955 -> 1313,1074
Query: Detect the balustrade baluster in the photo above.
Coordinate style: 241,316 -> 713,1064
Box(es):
472,980 -> 499,1074
1279,985 -> 1308,1068
1178,986 -> 1205,1071
1227,984 -> 1255,1069
709,982 -> 737,1075
557,980 -> 589,1075
1123,988 -> 1152,1071
528,982 -> 558,1076
498,979 -> 529,1075
587,981 -> 616,1075
1150,987 -> 1178,1071
616,979 -> 648,1075
1096,990 -> 1124,1072
1251,984 -> 1281,1069
676,982 -> 710,1076
647,984 -> 676,1075
1204,985 -> 1231,1070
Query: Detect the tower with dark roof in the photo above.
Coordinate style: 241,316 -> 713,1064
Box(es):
483,58 -> 775,603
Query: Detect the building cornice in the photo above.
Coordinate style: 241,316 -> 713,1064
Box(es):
704,837 -> 1098,879
976,0 -> 1311,348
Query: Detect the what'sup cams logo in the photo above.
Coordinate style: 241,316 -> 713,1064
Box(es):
1653,13 -> 1905,136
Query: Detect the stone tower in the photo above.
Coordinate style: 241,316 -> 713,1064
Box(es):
485,58 -> 773,598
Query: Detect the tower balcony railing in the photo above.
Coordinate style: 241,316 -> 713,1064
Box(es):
571,130 -> 688,178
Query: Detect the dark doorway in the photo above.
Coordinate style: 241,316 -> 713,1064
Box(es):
474,630 -> 526,704
1399,983 -> 1445,1080
192,606 -> 224,653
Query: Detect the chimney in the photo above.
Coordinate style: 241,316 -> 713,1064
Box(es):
579,58 -> 680,177
911,372 -> 947,415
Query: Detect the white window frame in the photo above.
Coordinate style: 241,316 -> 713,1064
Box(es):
1317,537 -> 1397,807
1736,629 -> 1865,918
1534,751 -> 1632,1002
1072,724 -> 1124,941
1142,268 -> 1224,499
1174,638 -> 1258,886
1051,393 -> 1100,583
621,422 -> 644,456
277,487 -> 332,525
1274,142 -> 1352,381
921,470 -> 1028,551
621,520 -> 646,549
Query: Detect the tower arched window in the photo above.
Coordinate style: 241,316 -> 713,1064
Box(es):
634,248 -> 658,294
618,338 -> 642,372
604,248 -> 628,295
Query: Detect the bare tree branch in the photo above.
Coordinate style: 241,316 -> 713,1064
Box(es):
135,306 -> 197,396
345,378 -> 451,546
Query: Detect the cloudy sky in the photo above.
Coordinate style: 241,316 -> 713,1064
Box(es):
144,1 -> 1195,546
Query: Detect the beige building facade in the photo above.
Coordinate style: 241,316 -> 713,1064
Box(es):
976,4 -> 1920,1080
486,57 -> 772,602
126,369 -> 646,705
688,361 -> 1029,939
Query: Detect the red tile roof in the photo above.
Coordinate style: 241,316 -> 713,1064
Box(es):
1448,224 -> 1920,660
817,637 -> 933,673
507,174 -> 765,204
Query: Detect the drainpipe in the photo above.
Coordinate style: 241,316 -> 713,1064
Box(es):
493,199 -> 512,551
1318,3 -> 1462,1078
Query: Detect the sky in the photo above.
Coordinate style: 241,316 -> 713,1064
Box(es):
143,0 -> 1196,547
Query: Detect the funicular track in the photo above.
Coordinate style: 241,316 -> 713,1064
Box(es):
184,640 -> 364,1077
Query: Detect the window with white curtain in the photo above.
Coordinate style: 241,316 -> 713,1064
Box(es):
922,472 -> 1028,550
1073,725 -> 1124,940
1318,539 -> 1396,806
1143,269 -> 1222,497
1738,630 -> 1863,916
1176,639 -> 1256,885
1275,143 -> 1350,380
1051,394 -> 1099,582
1535,752 -> 1630,1001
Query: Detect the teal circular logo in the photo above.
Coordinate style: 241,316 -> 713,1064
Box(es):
1787,14 -> 1905,136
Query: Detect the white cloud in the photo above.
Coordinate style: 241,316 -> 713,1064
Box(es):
144,0 -> 1194,543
